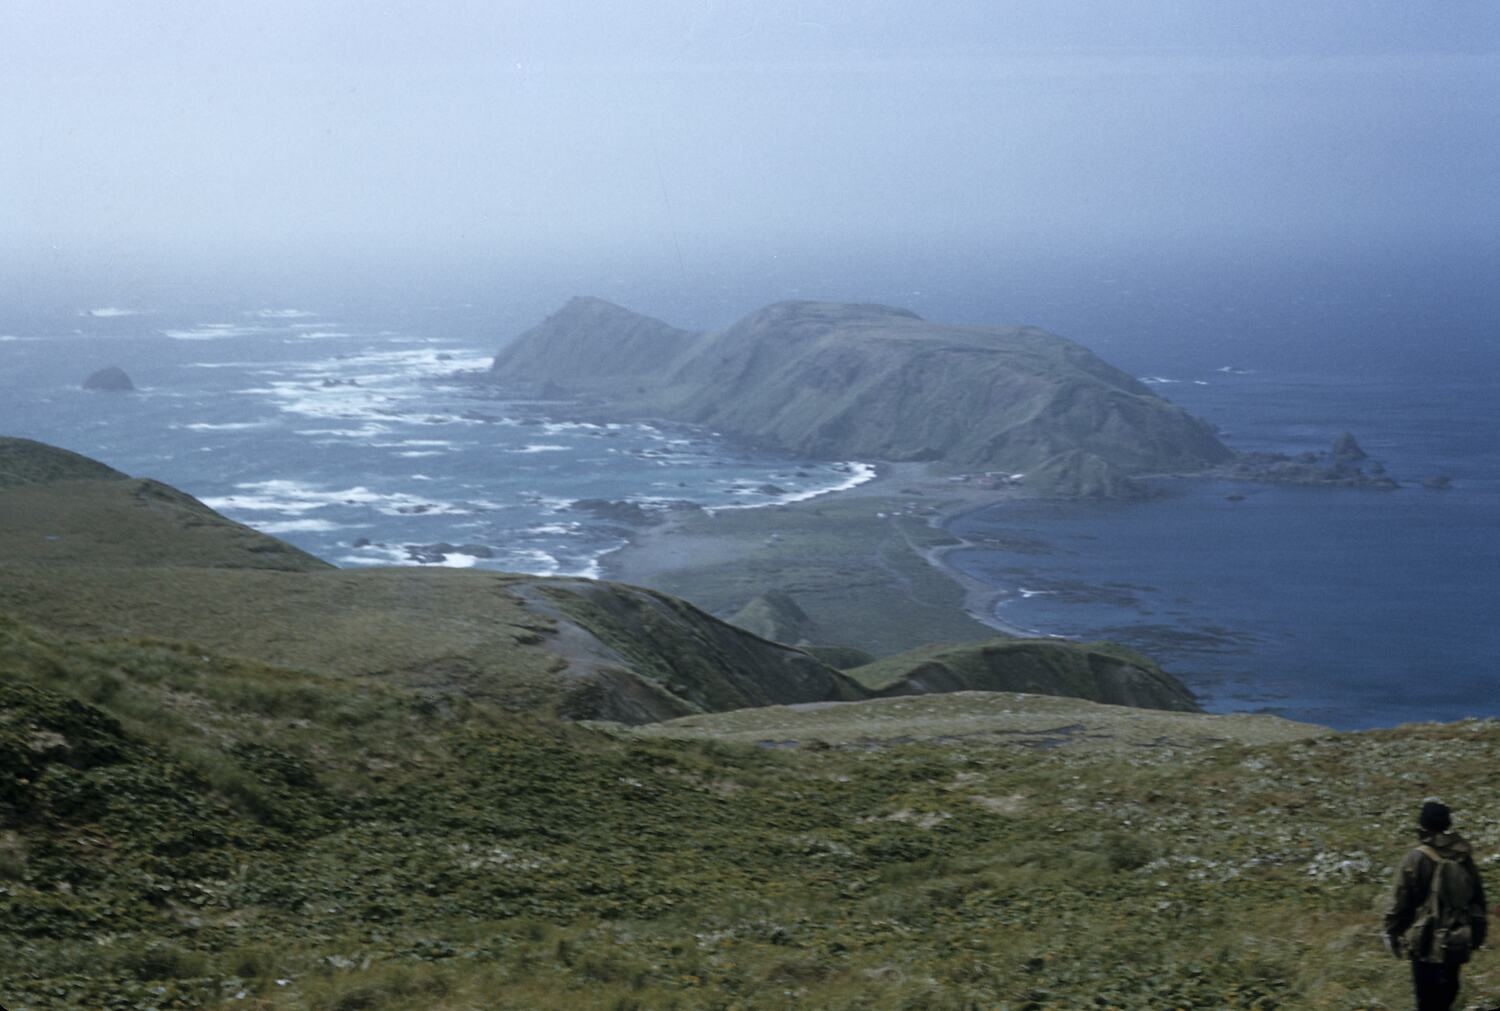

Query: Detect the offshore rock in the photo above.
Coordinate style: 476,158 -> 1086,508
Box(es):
82,366 -> 135,392
1331,431 -> 1367,460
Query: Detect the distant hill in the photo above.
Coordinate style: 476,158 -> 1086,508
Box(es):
727,589 -> 824,645
846,637 -> 1201,713
488,299 -> 1233,496
491,295 -> 699,394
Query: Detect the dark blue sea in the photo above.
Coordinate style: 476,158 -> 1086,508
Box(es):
2,245 -> 1495,729
946,371 -> 1500,730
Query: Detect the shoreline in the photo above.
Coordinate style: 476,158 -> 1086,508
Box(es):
601,459 -> 1048,649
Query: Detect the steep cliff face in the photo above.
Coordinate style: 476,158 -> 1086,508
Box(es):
488,299 -> 1232,496
847,638 -> 1201,713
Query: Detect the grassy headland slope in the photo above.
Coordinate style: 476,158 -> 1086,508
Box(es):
636,688 -> 1311,751
0,444 -> 865,724
0,436 -> 130,488
4,610 -> 1498,1009
488,299 -> 1233,496
849,638 -> 1201,713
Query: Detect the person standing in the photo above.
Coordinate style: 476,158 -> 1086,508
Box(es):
1383,798 -> 1488,1011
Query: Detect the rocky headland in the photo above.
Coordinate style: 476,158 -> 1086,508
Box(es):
488,297 -> 1235,498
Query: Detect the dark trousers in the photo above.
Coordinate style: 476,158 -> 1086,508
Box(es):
1411,959 -> 1460,1011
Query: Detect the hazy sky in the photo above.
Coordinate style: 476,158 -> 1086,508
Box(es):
2,1 -> 1496,291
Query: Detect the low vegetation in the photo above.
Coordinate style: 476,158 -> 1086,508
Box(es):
4,609 -> 1499,1009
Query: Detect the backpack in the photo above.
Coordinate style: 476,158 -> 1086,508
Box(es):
1410,844 -> 1478,965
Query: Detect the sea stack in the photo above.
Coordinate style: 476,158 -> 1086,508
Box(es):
1330,431 -> 1367,460
82,366 -> 135,392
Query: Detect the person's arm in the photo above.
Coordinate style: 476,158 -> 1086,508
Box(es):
1384,849 -> 1425,942
1466,856 -> 1487,948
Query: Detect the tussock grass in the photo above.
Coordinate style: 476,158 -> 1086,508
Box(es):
3,609 -> 1500,1008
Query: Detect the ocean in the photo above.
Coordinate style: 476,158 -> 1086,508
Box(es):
0,305 -> 873,579
946,369 -> 1500,730
2,248 -> 1495,730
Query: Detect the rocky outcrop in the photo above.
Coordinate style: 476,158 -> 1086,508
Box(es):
1331,431 -> 1367,461
488,299 -> 1234,497
82,366 -> 135,392
1216,432 -> 1400,490
848,638 -> 1201,713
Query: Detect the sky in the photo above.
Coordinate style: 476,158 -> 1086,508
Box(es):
1,1 -> 1497,300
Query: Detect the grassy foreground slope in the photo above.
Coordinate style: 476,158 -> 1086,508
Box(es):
4,610 -> 1500,1010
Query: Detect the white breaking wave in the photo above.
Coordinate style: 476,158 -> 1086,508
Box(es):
295,424 -> 393,439
527,522 -> 582,536
202,479 -> 479,517
86,307 -> 140,318
251,519 -> 347,534
230,347 -> 494,428
707,462 -> 878,514
510,444 -> 569,453
250,308 -> 316,319
174,420 -> 274,432
163,323 -> 265,341
505,549 -> 561,576
338,543 -> 479,569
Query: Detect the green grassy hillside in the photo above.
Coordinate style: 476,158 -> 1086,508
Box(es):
0,436 -> 130,489
848,638 -> 1201,713
0,452 -> 865,724
4,609 -> 1499,1009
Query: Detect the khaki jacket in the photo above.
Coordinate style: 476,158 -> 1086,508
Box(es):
1384,830 -> 1488,963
